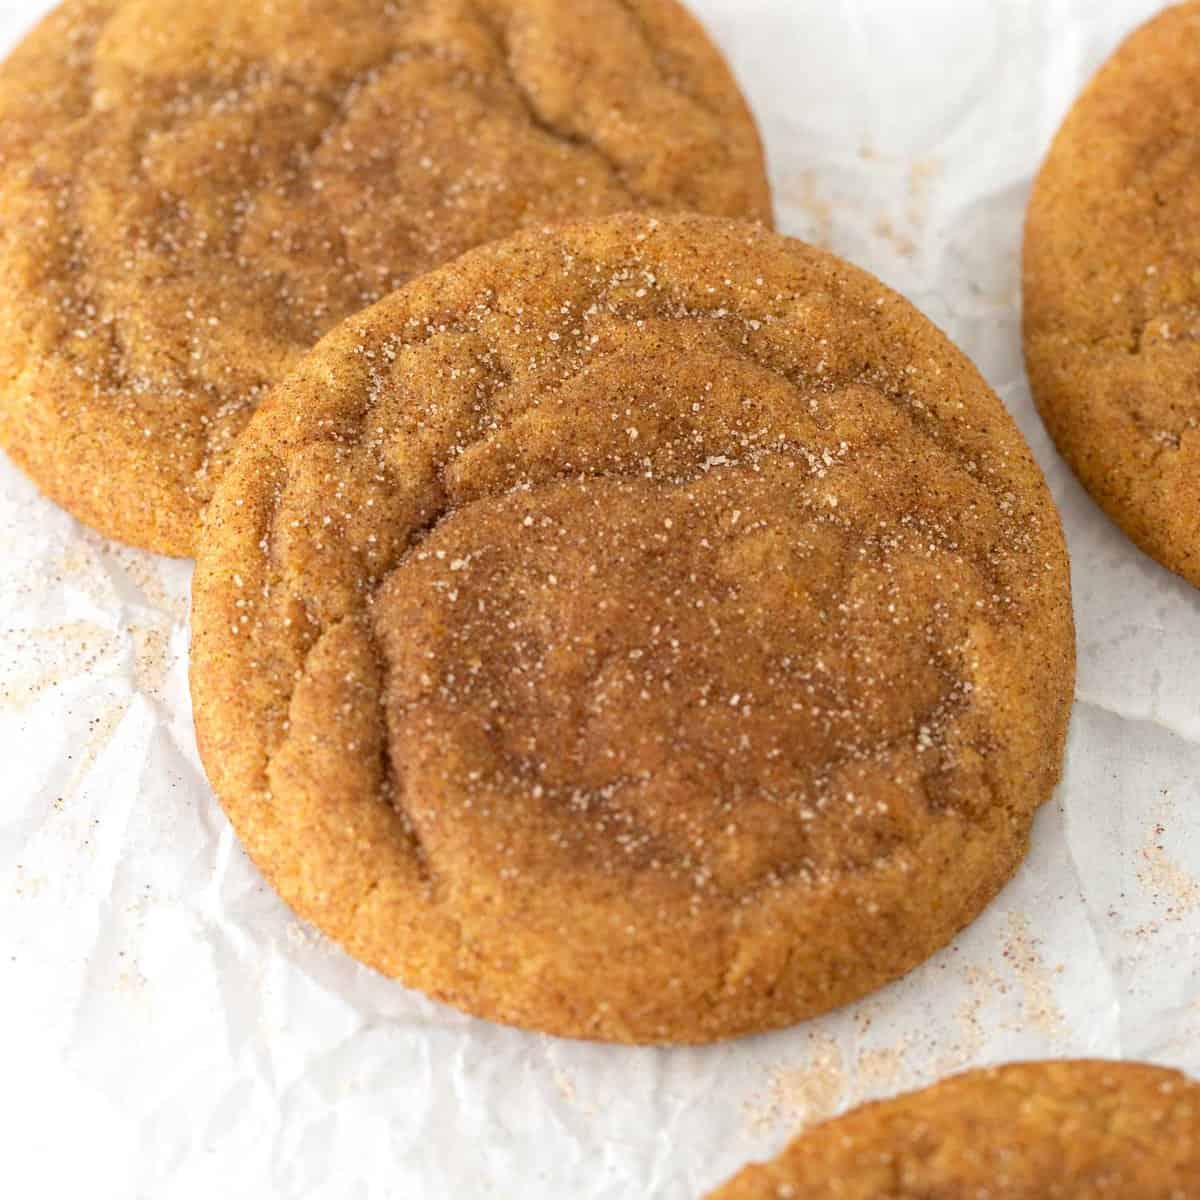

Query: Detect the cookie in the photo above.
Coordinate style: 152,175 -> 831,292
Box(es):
707,1060 -> 1200,1198
1024,2 -> 1200,587
0,0 -> 771,557
190,212 -> 1074,1044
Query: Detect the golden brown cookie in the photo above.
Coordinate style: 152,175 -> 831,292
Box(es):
0,0 -> 771,557
707,1060 -> 1200,1198
190,212 -> 1074,1044
1024,3 -> 1200,588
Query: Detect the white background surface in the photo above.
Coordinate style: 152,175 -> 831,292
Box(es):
1,1 -> 1197,1196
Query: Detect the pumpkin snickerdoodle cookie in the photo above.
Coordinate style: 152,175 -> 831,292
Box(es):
190,213 -> 1074,1044
707,1060 -> 1200,1198
1024,2 -> 1200,587
0,0 -> 770,557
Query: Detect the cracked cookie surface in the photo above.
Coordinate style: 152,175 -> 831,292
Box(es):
190,213 -> 1074,1044
1024,2 -> 1200,588
707,1060 -> 1200,1198
0,0 -> 770,556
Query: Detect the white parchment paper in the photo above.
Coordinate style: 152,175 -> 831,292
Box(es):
1,1 -> 1198,1196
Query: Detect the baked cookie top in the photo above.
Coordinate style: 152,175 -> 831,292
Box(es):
707,1060 -> 1200,1198
1024,2 -> 1200,588
190,213 -> 1074,1044
0,0 -> 770,556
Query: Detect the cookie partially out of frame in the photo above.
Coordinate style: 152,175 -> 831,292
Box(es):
707,1060 -> 1200,1198
190,212 -> 1074,1044
1024,2 -> 1200,587
0,0 -> 770,556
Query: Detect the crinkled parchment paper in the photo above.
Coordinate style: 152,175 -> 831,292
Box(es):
1,1 -> 1197,1195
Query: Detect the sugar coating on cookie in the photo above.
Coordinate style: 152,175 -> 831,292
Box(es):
1024,2 -> 1200,587
0,0 -> 770,556
190,213 -> 1074,1044
707,1060 -> 1200,1197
